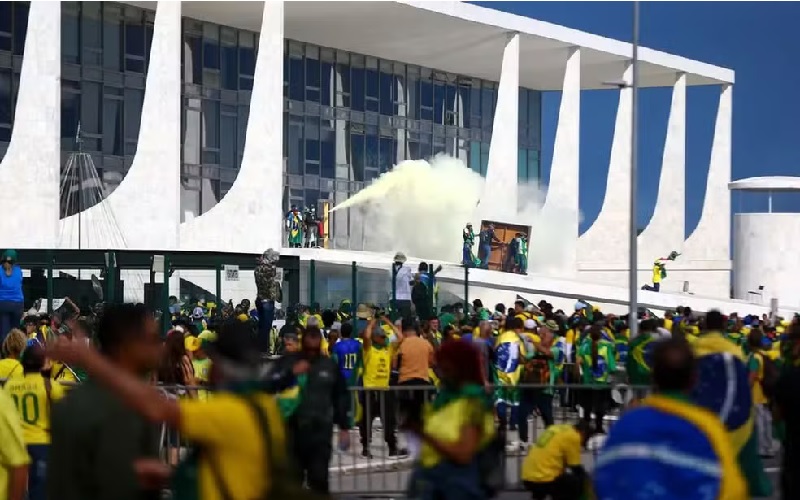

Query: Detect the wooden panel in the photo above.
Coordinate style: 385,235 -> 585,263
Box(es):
480,219 -> 531,272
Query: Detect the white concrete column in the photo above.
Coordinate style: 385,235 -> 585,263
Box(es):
682,84 -> 732,261
479,32 -> 519,219
59,0 -> 181,250
0,2 -> 61,249
578,62 -> 633,269
638,73 -> 686,264
539,47 -> 580,275
180,1 -> 284,252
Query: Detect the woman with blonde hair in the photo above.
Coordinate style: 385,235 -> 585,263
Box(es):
0,329 -> 26,380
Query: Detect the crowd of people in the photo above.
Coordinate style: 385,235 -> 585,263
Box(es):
0,245 -> 797,499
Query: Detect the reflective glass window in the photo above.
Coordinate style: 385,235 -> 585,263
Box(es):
481,86 -> 493,130
379,72 -> 392,116
351,66 -> 364,112
124,88 -> 143,142
61,84 -> 80,141
125,16 -> 145,57
350,132 -> 364,181
379,137 -> 393,172
289,56 -> 304,101
517,148 -> 527,181
202,23 -> 219,69
220,113 -> 236,167
0,70 -> 11,126
518,88 -> 528,127
321,61 -> 333,107
406,72 -> 418,120
220,28 -> 237,90
202,99 -> 219,149
184,34 -> 202,85
102,97 -> 122,156
13,2 -> 28,56
103,5 -> 122,70
81,81 -> 101,134
239,41 -> 255,77
287,114 -> 303,174
320,125 -> 335,178
81,2 -> 102,67
365,134 -> 378,169
237,105 -> 248,162
62,7 -> 80,64
0,3 -> 10,34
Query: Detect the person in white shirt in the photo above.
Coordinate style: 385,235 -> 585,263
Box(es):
392,252 -> 414,318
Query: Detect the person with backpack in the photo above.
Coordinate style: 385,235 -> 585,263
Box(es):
48,318 -> 298,500
4,339 -> 66,500
747,329 -> 777,457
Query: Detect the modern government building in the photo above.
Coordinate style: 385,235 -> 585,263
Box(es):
1,1 -> 764,313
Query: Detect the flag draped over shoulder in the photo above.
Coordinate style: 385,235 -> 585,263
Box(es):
691,333 -> 773,497
593,394 -> 746,500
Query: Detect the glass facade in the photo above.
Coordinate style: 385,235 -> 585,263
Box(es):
0,2 -> 542,229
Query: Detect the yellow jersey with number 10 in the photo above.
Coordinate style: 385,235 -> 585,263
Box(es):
4,373 -> 66,444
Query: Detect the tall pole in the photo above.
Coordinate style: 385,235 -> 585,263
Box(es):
628,0 -> 640,338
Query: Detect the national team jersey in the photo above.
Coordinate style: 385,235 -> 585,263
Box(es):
331,338 -> 362,385
4,373 -> 66,444
494,330 -> 526,386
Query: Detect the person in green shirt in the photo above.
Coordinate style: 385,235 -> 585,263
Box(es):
576,324 -> 616,433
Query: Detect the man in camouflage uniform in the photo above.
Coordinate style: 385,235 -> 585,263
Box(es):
255,249 -> 281,353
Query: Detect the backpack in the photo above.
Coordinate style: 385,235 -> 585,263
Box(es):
173,395 -> 330,500
519,334 -> 550,385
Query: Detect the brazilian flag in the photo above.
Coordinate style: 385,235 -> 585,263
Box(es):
691,333 -> 772,497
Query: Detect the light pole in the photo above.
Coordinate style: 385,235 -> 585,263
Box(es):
602,1 -> 640,337
629,0 -> 640,339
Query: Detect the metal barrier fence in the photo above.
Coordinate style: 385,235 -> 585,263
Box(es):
0,377 -> 650,496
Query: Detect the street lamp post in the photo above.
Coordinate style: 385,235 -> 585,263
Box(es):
629,1 -> 640,338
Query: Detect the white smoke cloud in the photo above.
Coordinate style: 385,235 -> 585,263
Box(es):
331,155 -> 580,275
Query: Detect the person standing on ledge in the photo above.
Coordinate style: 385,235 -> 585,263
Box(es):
285,205 -> 303,248
0,250 -> 24,343
462,223 -> 477,267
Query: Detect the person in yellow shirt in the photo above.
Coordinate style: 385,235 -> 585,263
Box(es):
358,317 -> 401,458
0,329 -> 25,380
48,319 -> 298,500
0,388 -> 28,500
522,421 -> 591,499
4,339 -> 66,500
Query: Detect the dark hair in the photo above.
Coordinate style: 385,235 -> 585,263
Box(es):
589,324 -> 602,371
705,310 -> 726,331
495,304 -> 506,314
401,316 -> 418,333
321,310 -> 336,329
436,340 -> 484,387
340,322 -> 353,338
514,300 -> 525,309
158,330 -> 188,385
506,316 -> 523,331
640,318 -> 657,332
96,303 -> 150,356
748,328 -> 763,350
21,342 -> 46,373
652,338 -> 696,392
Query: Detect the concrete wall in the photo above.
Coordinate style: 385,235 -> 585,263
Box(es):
734,213 -> 800,310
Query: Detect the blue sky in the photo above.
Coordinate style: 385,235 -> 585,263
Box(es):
476,1 -> 800,235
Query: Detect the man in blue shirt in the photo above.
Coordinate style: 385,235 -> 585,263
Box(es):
331,323 -> 362,386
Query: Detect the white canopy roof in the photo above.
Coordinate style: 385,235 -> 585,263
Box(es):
728,176 -> 800,192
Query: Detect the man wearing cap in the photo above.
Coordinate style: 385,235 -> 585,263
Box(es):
48,317 -> 292,500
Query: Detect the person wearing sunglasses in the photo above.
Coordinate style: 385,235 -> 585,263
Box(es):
0,250 -> 24,344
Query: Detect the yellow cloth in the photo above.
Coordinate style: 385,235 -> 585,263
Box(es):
51,361 -> 79,384
362,346 -> 391,388
750,353 -> 767,406
663,319 -> 673,332
419,397 -> 495,468
644,395 -> 747,500
0,390 -> 29,497
4,373 -> 66,444
522,424 -> 582,483
192,358 -> 212,401
179,393 -> 284,500
0,359 -> 23,381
